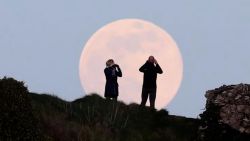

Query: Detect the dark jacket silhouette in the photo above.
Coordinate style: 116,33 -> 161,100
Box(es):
104,65 -> 122,98
139,61 -> 163,88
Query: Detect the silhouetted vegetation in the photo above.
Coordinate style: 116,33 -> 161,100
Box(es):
1,77 -> 249,141
30,93 -> 199,141
0,77 -> 199,140
0,77 -> 42,140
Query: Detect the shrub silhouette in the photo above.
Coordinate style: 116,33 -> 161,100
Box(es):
0,77 -> 42,140
2,77 -> 250,140
1,77 -> 200,141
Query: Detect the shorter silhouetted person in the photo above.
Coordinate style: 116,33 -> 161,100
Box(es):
104,59 -> 122,100
139,56 -> 163,109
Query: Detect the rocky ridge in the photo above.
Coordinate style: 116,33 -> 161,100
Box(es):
205,84 -> 250,133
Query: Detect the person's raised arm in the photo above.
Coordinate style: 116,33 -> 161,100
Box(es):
139,62 -> 148,72
114,64 -> 122,77
154,59 -> 163,74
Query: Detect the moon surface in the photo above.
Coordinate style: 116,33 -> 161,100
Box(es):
79,19 -> 183,109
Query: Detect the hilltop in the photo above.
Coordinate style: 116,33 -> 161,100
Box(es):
29,92 -> 199,141
1,77 -> 250,141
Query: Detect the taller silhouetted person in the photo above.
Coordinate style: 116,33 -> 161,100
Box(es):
104,59 -> 122,100
139,56 -> 163,109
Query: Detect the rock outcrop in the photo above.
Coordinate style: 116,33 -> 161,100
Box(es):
205,84 -> 250,133
198,84 -> 250,141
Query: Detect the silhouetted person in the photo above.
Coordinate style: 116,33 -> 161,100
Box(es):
104,59 -> 122,100
139,56 -> 163,109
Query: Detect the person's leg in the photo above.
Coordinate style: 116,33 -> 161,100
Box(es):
140,88 -> 149,106
115,84 -> 119,101
149,88 -> 156,109
113,97 -> 117,101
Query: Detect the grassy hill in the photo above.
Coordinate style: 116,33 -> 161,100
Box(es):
0,77 -> 200,141
3,77 -> 249,141
30,93 -> 199,141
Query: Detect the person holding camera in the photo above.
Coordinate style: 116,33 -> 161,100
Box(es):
104,59 -> 122,100
139,56 -> 163,109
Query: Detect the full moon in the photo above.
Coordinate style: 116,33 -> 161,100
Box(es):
79,19 -> 183,109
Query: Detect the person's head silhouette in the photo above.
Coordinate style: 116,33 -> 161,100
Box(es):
106,59 -> 114,67
148,56 -> 155,63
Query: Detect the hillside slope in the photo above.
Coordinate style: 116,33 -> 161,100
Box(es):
3,77 -> 250,141
30,93 -> 199,141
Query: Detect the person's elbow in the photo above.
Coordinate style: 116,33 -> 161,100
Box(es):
118,72 -> 122,77
158,70 -> 163,74
139,68 -> 146,72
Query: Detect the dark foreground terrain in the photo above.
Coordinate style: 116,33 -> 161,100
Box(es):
1,77 -> 249,141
